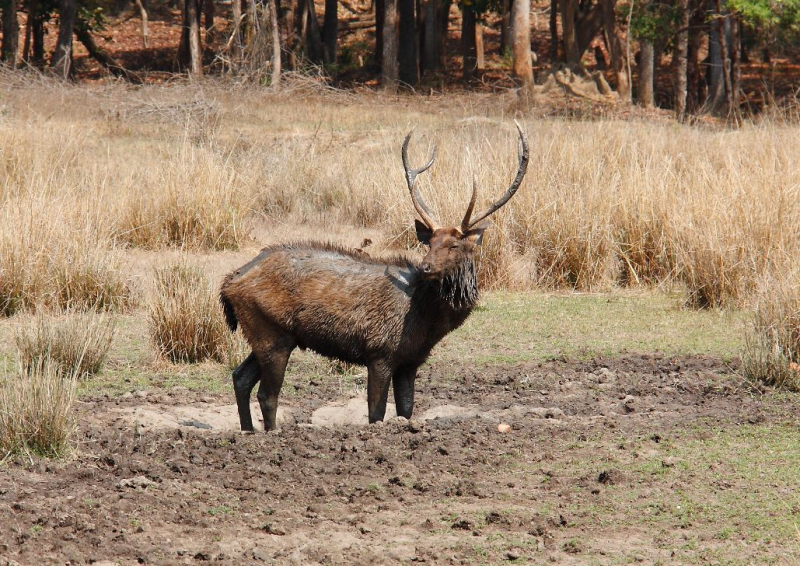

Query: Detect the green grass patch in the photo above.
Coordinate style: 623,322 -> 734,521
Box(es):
442,290 -> 745,365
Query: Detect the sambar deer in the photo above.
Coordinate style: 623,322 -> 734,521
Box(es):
220,123 -> 529,431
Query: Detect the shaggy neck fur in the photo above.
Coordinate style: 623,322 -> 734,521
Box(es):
432,259 -> 479,311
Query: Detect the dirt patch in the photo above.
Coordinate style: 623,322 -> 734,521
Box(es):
1,354 -> 797,565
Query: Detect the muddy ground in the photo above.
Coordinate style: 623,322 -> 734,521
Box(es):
1,354 -> 798,565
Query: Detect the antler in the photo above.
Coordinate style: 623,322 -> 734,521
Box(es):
402,131 -> 440,231
460,176 -> 478,234
462,120 -> 529,231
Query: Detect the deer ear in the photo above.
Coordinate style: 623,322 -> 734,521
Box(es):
463,221 -> 489,246
415,219 -> 433,245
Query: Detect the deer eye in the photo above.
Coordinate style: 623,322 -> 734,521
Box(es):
449,244 -> 460,250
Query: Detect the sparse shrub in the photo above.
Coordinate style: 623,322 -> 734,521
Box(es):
148,264 -> 227,363
0,360 -> 78,458
15,312 -> 115,378
742,273 -> 800,390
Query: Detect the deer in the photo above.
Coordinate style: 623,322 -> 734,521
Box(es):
219,123 -> 529,431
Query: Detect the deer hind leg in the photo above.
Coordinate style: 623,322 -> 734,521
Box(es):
254,339 -> 294,431
232,351 -> 260,431
392,365 -> 418,419
367,359 -> 394,424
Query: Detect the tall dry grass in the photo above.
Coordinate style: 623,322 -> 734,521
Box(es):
0,86 -> 798,312
148,264 -> 229,363
15,312 -> 115,378
0,360 -> 78,458
743,273 -> 800,391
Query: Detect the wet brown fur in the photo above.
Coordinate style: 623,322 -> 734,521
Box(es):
220,224 -> 486,431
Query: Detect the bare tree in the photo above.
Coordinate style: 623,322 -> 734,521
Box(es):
399,0 -> 418,84
382,0 -> 399,89
638,40 -> 655,107
512,0 -> 533,84
2,0 -> 19,67
462,3 -> 477,80
179,0 -> 203,75
600,0 -> 629,100
322,0 -> 337,64
52,0 -> 76,78
269,0 -> 281,87
674,0 -> 690,120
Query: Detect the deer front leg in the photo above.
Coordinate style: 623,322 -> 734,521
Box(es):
392,365 -> 417,419
367,359 -> 394,424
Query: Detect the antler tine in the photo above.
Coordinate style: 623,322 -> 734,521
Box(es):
402,131 -> 440,230
467,120 -> 529,229
460,175 -> 478,234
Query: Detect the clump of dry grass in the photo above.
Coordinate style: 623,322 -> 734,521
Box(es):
148,264 -> 228,363
15,312 -> 115,378
742,272 -> 800,390
0,208 -> 131,315
113,142 -> 257,250
0,360 -> 78,458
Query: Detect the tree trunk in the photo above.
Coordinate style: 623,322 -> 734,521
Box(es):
322,0 -> 337,64
376,0 -> 384,66
382,0 -> 399,89
706,9 -> 725,112
549,0 -> 558,59
269,0 -> 281,86
599,0 -> 629,100
435,0 -> 450,69
714,0 -> 733,113
559,0 -> 579,64
2,0 -> 19,67
134,0 -> 149,48
461,3 -> 476,80
512,0 -> 532,84
475,23 -> 484,70
51,0 -> 76,78
179,0 -> 203,74
674,0 -> 689,120
305,0 -> 324,63
730,15 -> 741,113
188,0 -> 202,74
399,0 -> 417,84
421,0 -> 436,72
501,0 -> 513,55
686,0 -> 703,112
32,5 -> 44,64
638,40 -> 654,107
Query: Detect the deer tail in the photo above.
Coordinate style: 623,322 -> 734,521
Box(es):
219,278 -> 238,333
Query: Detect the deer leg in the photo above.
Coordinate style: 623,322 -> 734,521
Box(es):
367,360 -> 394,424
232,351 -> 260,431
392,365 -> 417,419
255,345 -> 293,432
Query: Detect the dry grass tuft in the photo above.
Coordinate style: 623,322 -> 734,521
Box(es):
742,272 -> 800,391
148,264 -> 228,363
15,312 -> 115,378
0,360 -> 78,458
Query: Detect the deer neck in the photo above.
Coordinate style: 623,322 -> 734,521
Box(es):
418,258 -> 479,313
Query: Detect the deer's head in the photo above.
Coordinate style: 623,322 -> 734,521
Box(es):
402,122 -> 529,282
